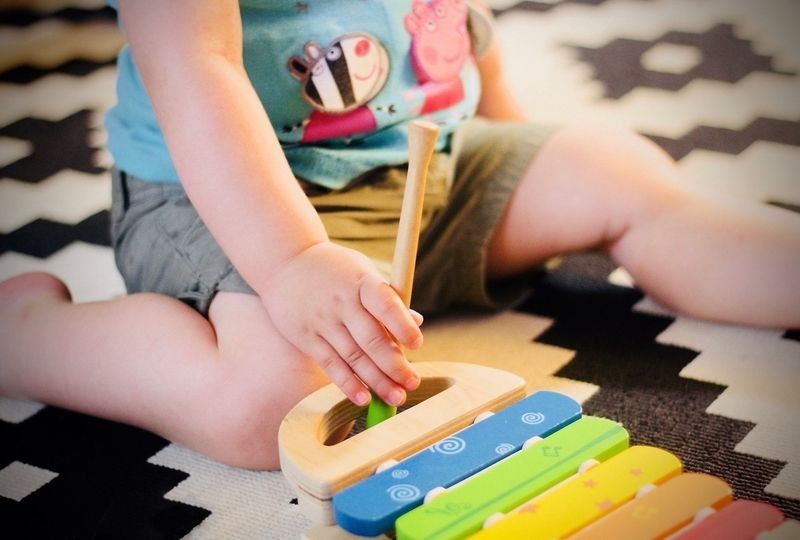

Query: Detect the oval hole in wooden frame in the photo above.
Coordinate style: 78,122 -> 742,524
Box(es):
279,361 -> 526,522
321,376 -> 455,446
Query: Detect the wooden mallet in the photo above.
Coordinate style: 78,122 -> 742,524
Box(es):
365,119 -> 440,428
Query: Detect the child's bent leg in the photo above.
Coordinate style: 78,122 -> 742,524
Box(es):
486,122 -> 800,328
0,273 -> 328,469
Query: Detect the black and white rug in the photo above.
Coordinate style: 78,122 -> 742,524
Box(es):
1,0 -> 799,537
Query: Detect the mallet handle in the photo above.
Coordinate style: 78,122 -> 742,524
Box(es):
366,120 -> 440,428
391,120 -> 440,305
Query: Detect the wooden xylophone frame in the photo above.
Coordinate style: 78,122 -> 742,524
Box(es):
278,361 -> 526,524
279,362 -> 797,539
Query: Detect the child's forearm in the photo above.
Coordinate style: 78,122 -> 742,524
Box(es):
115,1 -> 424,411
155,58 -> 329,295
477,68 -> 528,122
119,1 -> 327,296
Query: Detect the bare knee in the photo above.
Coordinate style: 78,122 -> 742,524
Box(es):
546,122 -> 675,171
549,122 -> 687,237
198,357 -> 328,470
541,122 -> 680,197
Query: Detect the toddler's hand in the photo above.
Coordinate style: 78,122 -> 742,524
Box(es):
261,241 -> 423,407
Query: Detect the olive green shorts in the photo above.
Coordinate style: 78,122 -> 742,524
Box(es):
110,118 -> 555,315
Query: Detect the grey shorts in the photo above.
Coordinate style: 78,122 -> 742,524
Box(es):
110,118 -> 555,316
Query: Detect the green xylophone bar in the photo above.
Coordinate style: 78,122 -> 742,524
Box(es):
395,416 -> 629,540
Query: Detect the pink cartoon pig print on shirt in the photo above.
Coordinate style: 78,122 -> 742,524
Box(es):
287,33 -> 389,142
404,0 -> 470,84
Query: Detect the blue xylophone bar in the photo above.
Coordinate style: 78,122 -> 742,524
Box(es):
333,391 -> 582,536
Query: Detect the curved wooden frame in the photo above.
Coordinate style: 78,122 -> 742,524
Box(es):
278,361 -> 526,523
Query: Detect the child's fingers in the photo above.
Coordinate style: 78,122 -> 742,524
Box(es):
344,308 -> 420,391
359,278 -> 423,349
302,334 -> 372,406
322,323 -> 408,406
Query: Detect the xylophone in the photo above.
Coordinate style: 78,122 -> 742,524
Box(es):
279,120 -> 797,538
278,361 -> 799,539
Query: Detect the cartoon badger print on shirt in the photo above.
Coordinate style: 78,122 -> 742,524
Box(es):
288,34 -> 390,114
287,33 -> 390,142
286,0 -> 472,143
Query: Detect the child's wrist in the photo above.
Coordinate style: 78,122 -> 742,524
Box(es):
253,238 -> 330,299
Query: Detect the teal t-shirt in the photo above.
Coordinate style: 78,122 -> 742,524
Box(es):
105,0 -> 484,189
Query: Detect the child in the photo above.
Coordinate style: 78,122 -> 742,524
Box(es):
1,0 -> 798,471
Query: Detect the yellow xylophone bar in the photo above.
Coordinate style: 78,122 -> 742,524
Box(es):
470,445 -> 682,539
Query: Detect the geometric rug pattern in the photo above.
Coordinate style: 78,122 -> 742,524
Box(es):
1,0 -> 798,537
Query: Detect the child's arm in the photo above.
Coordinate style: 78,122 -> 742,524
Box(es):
470,1 -> 528,122
117,1 -> 421,406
